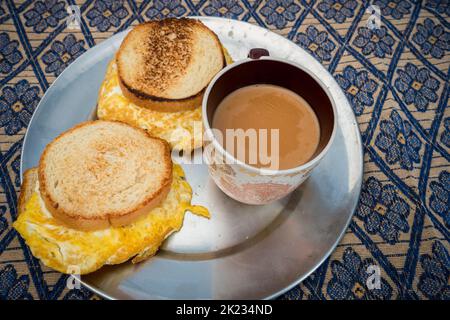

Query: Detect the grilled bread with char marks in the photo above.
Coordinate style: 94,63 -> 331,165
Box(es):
117,18 -> 225,112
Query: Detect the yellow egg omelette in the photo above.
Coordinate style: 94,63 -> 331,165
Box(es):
14,165 -> 209,275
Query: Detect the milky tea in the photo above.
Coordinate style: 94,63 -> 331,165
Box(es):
212,84 -> 320,171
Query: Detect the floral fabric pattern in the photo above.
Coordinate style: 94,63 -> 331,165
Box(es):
375,110 -> 422,171
441,117 -> 450,148
42,34 -> 86,76
429,171 -> 450,227
0,206 -> 7,236
260,0 -> 301,28
335,65 -> 378,116
357,177 -> 410,244
317,0 -> 357,23
296,25 -> 336,62
0,33 -> 22,74
24,0 -> 67,33
0,80 -> 40,135
353,26 -> 395,58
146,0 -> 187,19
394,63 -> 440,112
86,0 -> 128,32
327,248 -> 393,299
417,241 -> 450,299
0,0 -> 448,301
0,265 -> 32,300
412,18 -> 449,59
374,0 -> 412,20
426,0 -> 450,16
203,0 -> 244,19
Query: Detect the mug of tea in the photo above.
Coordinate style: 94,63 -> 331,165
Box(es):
202,49 -> 337,205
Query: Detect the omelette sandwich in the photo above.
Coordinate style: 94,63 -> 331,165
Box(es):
97,18 -> 233,151
14,120 -> 209,274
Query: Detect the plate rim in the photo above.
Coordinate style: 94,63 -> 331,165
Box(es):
19,16 -> 363,300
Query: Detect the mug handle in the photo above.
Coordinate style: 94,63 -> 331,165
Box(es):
248,48 -> 270,59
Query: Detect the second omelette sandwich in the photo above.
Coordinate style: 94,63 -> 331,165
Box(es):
14,120 -> 209,274
97,18 -> 232,151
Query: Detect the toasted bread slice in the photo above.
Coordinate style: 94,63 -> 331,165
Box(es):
18,168 -> 38,215
97,59 -> 204,151
38,120 -> 172,231
117,18 -> 225,112
97,46 -> 233,151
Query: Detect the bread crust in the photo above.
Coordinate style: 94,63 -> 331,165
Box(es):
18,168 -> 38,215
38,120 -> 173,231
118,78 -> 204,112
117,18 -> 225,112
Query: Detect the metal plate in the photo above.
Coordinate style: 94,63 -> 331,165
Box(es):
20,17 -> 363,300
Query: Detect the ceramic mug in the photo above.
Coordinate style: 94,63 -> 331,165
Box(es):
202,49 -> 337,205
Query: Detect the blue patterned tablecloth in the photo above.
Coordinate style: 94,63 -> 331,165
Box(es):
0,0 -> 448,300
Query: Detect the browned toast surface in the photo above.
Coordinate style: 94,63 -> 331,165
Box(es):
116,18 -> 225,112
38,120 -> 172,230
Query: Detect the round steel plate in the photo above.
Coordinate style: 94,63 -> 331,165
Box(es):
20,17 -> 363,300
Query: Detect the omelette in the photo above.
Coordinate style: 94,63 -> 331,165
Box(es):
14,165 -> 209,275
97,49 -> 233,151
